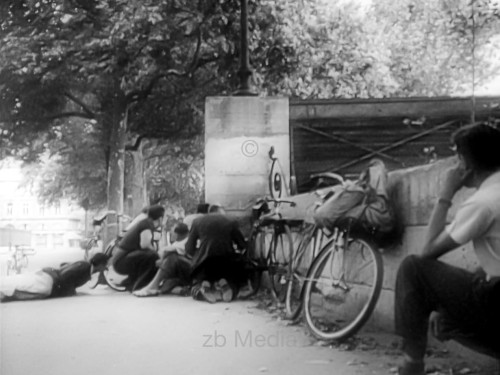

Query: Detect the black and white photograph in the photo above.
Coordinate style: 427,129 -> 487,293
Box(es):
1,0 -> 500,374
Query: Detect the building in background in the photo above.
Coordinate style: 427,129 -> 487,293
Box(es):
0,164 -> 84,252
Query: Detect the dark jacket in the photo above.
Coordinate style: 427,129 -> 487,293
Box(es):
118,218 -> 156,252
185,213 -> 246,274
42,261 -> 91,298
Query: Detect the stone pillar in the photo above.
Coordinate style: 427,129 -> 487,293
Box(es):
204,97 -> 289,220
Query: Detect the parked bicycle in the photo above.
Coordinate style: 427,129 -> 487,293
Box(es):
245,196 -> 298,303
259,146 -> 390,341
84,211 -> 132,291
6,245 -> 36,275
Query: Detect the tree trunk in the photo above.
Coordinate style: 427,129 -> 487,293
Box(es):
104,100 -> 127,246
124,142 -> 148,220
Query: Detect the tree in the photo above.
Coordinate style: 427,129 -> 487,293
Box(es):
0,0 -> 245,239
2,0 -> 499,227
365,0 -> 500,96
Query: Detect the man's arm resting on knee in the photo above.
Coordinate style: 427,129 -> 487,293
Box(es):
421,231 -> 460,260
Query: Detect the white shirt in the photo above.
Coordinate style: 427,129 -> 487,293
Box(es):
160,237 -> 188,257
447,170 -> 500,278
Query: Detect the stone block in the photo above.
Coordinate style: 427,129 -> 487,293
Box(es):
205,97 -> 289,138
205,136 -> 289,176
388,158 -> 474,226
205,175 -> 268,200
205,96 -> 290,216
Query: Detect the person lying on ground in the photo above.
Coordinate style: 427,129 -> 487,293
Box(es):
133,223 -> 191,297
0,253 -> 108,302
186,204 -> 251,304
111,205 -> 164,292
395,123 -> 500,375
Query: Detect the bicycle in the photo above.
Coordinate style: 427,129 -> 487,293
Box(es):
269,150 -> 346,319
6,245 -> 36,275
250,147 -> 346,315
85,211 -> 133,291
301,222 -> 383,341
264,145 -> 385,340
245,197 -> 298,303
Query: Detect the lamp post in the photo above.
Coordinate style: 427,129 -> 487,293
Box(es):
234,0 -> 257,96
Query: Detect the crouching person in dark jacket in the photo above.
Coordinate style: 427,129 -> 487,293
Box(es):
0,253 -> 108,302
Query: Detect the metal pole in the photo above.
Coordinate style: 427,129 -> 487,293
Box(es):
234,0 -> 257,96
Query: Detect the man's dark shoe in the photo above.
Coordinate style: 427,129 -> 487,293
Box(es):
192,281 -> 218,304
398,361 -> 425,375
216,279 -> 233,302
173,286 -> 191,296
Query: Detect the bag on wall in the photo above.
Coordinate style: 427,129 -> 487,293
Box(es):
313,159 -> 396,240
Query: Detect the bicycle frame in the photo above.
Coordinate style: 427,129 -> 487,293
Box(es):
85,211 -> 133,291
7,246 -> 35,275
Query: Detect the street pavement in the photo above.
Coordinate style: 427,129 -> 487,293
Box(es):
0,249 -> 497,375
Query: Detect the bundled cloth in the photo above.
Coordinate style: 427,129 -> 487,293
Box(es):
313,159 -> 396,243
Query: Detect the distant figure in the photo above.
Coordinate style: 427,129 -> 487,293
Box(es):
1,253 -> 108,302
111,205 -> 164,292
186,204 -> 248,303
133,223 -> 191,297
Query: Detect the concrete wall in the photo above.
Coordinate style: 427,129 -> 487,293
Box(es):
205,97 -> 289,219
204,98 -> 495,363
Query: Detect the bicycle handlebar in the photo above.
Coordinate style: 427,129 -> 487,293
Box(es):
92,211 -> 133,226
309,172 -> 345,184
261,196 -> 296,207
12,245 -> 36,255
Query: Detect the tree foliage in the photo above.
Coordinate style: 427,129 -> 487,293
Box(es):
1,0 -> 499,213
0,0 -> 244,210
144,136 -> 205,214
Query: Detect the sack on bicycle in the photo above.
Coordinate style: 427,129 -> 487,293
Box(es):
313,159 -> 397,244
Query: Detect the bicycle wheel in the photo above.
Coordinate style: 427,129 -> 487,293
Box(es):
285,225 -> 324,320
302,232 -> 383,341
244,227 -> 267,296
102,241 -> 127,292
103,267 -> 127,292
268,222 -> 294,303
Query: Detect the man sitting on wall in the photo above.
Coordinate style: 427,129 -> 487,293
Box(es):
395,123 -> 500,375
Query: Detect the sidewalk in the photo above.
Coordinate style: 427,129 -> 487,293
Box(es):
1,285 -> 497,375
